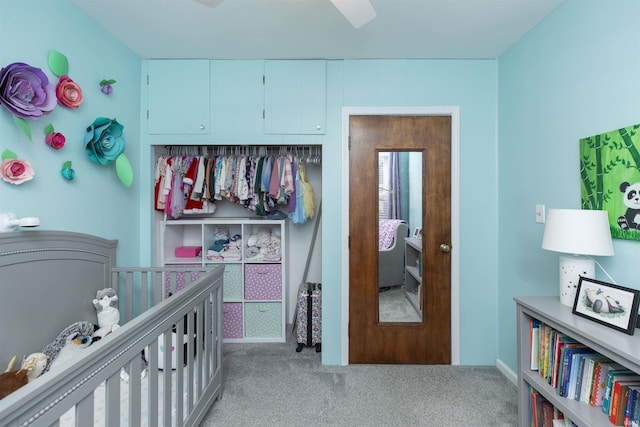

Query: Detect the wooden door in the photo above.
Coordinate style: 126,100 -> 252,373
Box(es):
349,115 -> 451,364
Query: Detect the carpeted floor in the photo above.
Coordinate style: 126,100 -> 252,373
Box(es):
200,334 -> 518,427
379,286 -> 421,322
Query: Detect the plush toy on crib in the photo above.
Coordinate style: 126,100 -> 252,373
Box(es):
93,287 -> 121,338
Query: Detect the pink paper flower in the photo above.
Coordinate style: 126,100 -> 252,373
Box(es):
1,158 -> 34,185
56,75 -> 83,109
45,132 -> 66,150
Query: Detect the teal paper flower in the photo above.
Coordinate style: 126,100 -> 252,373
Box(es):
83,117 -> 133,187
84,117 -> 125,165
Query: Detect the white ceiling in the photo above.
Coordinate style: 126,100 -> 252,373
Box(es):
71,0 -> 565,60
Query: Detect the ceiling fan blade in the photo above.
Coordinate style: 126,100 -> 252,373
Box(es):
194,0 -> 224,8
329,0 -> 376,29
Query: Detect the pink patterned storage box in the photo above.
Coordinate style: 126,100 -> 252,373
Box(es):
244,264 -> 282,300
175,246 -> 202,257
223,303 -> 243,339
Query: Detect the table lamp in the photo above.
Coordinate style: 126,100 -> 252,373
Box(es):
541,208 -> 614,306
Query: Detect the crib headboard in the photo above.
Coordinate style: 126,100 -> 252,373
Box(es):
0,230 -> 117,370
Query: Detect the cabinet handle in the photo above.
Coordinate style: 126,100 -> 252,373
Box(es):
199,124 -> 205,130
316,124 -> 322,130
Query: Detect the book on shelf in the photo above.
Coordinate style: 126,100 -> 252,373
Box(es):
609,380 -> 640,425
631,385 -> 640,427
550,334 -> 579,388
566,349 -> 598,400
558,345 -> 590,397
603,372 -> 640,415
578,355 -> 610,404
623,385 -> 640,427
530,319 -> 541,371
591,362 -> 626,407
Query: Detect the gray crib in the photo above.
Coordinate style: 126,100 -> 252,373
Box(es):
0,230 -> 223,426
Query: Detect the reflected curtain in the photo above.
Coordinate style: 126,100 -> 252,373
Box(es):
380,152 -> 402,220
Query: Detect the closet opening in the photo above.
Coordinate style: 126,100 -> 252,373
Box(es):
152,144 -> 323,333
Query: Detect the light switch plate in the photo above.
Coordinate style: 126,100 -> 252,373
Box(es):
536,205 -> 545,223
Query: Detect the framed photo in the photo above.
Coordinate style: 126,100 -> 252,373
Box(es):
413,227 -> 422,238
572,276 -> 640,335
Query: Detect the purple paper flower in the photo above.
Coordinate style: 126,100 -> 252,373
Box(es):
84,117 -> 125,165
0,62 -> 57,120
99,79 -> 116,95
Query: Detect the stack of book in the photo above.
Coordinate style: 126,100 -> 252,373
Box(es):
530,319 -> 640,426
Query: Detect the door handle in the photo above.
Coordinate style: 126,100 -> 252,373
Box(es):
439,243 -> 451,253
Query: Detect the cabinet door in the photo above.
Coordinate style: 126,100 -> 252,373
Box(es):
147,60 -> 210,135
264,60 -> 326,135
211,60 -> 264,143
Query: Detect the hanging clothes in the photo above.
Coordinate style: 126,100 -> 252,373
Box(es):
154,146 -> 319,223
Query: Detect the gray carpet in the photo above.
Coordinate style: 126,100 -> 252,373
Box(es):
200,335 -> 518,426
379,286 -> 422,322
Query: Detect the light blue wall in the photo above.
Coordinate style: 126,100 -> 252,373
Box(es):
0,1 -> 142,264
7,2 -> 502,366
498,0 -> 640,372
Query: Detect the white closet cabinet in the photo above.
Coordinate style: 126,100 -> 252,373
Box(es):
160,218 -> 286,343
147,60 -> 210,135
263,60 -> 326,135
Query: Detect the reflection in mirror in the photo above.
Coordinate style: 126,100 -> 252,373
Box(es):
378,151 -> 423,323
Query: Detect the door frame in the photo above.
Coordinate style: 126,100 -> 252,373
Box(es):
340,106 -> 460,365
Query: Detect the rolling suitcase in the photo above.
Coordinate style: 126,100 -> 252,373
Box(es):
295,282 -> 321,352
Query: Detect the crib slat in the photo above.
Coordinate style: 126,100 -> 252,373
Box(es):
175,318 -> 185,425
75,391 -> 94,426
140,271 -> 149,313
162,329 -> 173,426
153,271 -> 163,305
125,272 -> 134,322
147,339 -> 159,427
128,355 -> 143,427
187,310 -> 195,411
104,372 -> 121,427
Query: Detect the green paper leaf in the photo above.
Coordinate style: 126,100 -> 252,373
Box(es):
2,149 -> 17,161
100,79 -> 117,85
44,124 -> 54,135
115,153 -> 133,188
48,49 -> 69,77
63,160 -> 72,169
14,116 -> 32,140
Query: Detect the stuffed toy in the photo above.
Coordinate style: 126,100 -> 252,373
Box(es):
93,287 -> 121,338
42,321 -> 96,372
0,355 -> 40,399
21,353 -> 48,382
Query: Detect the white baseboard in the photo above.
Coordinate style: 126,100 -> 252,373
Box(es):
496,358 -> 517,386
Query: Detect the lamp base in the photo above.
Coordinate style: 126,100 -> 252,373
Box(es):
559,255 -> 595,307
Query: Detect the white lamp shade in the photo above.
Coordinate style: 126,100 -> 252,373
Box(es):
541,209 -> 614,256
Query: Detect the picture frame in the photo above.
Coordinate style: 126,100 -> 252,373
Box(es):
572,276 -> 640,335
413,227 -> 422,239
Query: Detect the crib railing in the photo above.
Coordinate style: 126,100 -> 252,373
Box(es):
1,266 -> 224,427
111,267 -> 213,323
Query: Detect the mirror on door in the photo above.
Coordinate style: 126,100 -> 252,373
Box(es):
378,151 -> 423,323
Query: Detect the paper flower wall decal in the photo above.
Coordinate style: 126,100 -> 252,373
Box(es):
100,79 -> 116,95
1,149 -> 34,185
49,50 -> 83,109
61,160 -> 75,181
44,124 -> 65,150
0,62 -> 57,140
84,117 -> 133,187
